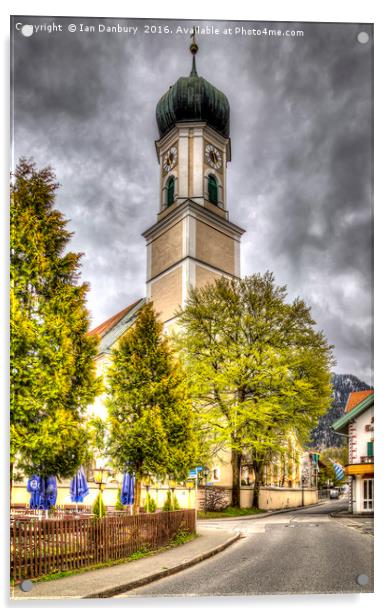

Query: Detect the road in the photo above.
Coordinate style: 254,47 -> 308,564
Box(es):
116,499 -> 373,597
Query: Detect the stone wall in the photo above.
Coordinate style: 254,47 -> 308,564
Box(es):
150,220 -> 183,279
150,266 -> 182,323
196,219 -> 235,274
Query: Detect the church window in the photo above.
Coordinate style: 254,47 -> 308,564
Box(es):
208,174 -> 218,205
167,176 -> 175,207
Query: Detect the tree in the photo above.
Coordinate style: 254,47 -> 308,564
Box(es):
10,159 -> 100,495
106,302 -> 198,511
177,272 -> 334,508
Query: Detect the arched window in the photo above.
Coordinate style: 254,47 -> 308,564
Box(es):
167,176 -> 175,207
208,174 -> 218,205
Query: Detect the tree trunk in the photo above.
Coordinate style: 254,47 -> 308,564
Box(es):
231,449 -> 242,508
252,459 -> 265,508
134,476 -> 141,514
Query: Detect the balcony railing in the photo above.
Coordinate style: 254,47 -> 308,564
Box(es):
360,456 -> 374,464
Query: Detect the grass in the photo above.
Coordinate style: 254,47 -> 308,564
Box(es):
11,530 -> 197,585
197,506 -> 266,519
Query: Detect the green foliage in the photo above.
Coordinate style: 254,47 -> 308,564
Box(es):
106,302 -> 199,498
198,506 -> 265,519
318,446 -> 348,486
162,491 -> 180,511
115,488 -> 125,511
10,159 -> 101,480
84,415 -> 110,469
176,272 -> 334,502
320,446 -> 348,467
170,529 -> 195,545
92,492 -> 107,518
144,492 -> 157,513
162,491 -> 173,511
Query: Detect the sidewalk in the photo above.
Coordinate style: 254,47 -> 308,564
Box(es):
11,529 -> 240,600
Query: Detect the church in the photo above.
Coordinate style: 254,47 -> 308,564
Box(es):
87,38 -> 318,511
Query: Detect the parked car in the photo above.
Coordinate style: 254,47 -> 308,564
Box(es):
329,488 -> 339,499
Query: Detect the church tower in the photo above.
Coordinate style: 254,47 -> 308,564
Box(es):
143,37 -> 245,326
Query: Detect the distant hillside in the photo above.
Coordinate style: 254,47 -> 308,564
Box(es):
310,373 -> 371,449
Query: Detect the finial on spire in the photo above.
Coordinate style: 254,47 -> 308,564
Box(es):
190,28 -> 198,77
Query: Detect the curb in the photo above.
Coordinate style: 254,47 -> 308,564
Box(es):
197,500 -> 330,523
330,511 -> 373,518
82,532 -> 241,599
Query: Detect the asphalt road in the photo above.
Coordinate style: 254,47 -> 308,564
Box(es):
116,499 -> 373,597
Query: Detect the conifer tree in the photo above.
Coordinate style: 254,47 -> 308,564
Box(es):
106,302 -> 198,510
177,272 -> 334,508
10,159 -> 100,493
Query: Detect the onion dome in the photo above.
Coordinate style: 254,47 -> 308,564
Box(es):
156,35 -> 230,139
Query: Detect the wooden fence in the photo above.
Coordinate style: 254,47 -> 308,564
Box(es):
11,509 -> 196,582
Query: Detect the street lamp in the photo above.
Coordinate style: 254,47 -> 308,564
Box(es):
93,463 -> 109,518
202,467 -> 210,511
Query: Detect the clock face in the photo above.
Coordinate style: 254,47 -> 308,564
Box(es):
162,146 -> 178,174
205,144 -> 222,170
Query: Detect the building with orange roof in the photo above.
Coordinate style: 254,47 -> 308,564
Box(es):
332,390 -> 374,513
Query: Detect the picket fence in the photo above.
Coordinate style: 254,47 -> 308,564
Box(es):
11,509 -> 196,582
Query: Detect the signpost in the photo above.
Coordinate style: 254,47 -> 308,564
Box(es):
188,467 -> 203,514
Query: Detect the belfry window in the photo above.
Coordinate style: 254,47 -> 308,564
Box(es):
167,176 -> 175,207
208,174 -> 218,205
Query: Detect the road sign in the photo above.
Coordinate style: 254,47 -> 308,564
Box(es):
188,466 -> 203,478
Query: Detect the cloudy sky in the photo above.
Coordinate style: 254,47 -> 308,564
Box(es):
11,16 -> 373,383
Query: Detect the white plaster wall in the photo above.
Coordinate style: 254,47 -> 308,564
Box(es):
259,487 -> 318,510
348,405 -> 374,463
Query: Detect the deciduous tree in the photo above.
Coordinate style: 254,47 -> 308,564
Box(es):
177,272 -> 334,508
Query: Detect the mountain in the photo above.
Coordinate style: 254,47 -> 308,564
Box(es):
310,373 -> 371,449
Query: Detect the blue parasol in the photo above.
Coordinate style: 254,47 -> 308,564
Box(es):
70,467 -> 90,503
120,472 -> 135,505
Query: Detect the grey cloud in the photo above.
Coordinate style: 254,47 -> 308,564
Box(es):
11,17 -> 373,383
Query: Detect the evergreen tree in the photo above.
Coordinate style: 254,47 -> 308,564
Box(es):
106,302 -> 198,511
177,273 -> 334,508
92,492 -> 107,518
10,159 -> 100,492
115,488 -> 125,511
144,492 -> 157,513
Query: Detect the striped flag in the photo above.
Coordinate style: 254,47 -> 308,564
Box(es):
332,461 -> 345,481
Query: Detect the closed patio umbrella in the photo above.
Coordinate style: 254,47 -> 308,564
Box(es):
120,472 -> 135,506
70,467 -> 89,504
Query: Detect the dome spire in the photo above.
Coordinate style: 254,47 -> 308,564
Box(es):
190,28 -> 198,77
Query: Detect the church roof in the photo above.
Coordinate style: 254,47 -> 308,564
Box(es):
89,298 -> 146,354
156,37 -> 230,139
89,300 -> 140,338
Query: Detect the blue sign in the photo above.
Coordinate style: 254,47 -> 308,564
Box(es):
188,466 -> 203,478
